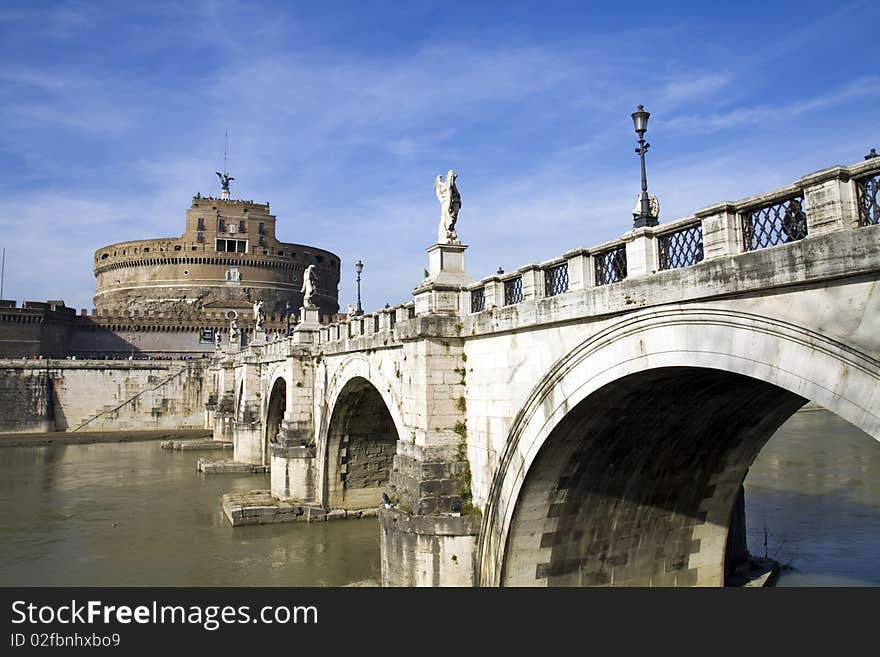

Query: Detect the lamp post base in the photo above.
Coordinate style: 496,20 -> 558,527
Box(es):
633,215 -> 660,229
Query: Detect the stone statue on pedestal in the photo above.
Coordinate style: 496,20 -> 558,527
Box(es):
216,171 -> 234,197
229,315 -> 240,346
214,330 -> 222,350
253,299 -> 265,331
301,264 -> 318,308
434,170 -> 461,243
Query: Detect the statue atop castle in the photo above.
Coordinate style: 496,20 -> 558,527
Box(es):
216,171 -> 235,200
434,170 -> 461,244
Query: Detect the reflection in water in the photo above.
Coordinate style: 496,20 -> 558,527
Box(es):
745,408 -> 880,586
0,442 -> 379,586
0,407 -> 877,586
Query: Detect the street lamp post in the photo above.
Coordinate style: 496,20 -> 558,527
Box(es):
631,104 -> 658,229
355,260 -> 364,316
128,326 -> 137,360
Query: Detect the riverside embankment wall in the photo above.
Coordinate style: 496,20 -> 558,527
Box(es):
0,360 -> 208,434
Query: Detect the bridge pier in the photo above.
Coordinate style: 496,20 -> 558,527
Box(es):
270,445 -> 317,503
231,354 -> 264,464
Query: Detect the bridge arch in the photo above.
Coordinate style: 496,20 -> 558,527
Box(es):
479,306 -> 880,587
264,375 -> 287,461
318,354 -> 405,510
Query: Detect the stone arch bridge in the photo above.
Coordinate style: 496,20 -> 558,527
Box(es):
205,157 -> 880,586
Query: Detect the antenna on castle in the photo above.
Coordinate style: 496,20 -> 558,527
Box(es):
216,130 -> 234,200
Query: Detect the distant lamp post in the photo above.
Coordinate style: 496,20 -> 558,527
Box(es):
355,260 -> 364,316
285,300 -> 291,336
631,104 -> 659,229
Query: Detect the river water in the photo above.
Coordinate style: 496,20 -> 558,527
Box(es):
0,408 -> 877,587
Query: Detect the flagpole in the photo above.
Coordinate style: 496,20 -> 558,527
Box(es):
1,247 -> 5,299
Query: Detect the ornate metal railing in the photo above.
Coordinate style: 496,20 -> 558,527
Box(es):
504,277 -> 523,305
544,263 -> 569,297
594,245 -> 627,286
741,195 -> 807,251
856,173 -> 880,226
658,223 -> 704,270
471,287 -> 485,313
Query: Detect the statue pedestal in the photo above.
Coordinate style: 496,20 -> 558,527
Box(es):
298,306 -> 321,327
293,306 -> 321,345
413,242 -> 473,316
424,242 -> 471,286
252,330 -> 267,344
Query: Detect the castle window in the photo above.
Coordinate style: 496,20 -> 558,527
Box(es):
191,246 -> 197,251
258,234 -> 265,246
218,219 -> 226,232
216,239 -> 225,252
174,245 -> 181,251
239,220 -> 245,232
258,222 -> 265,235
197,231 -> 204,243
197,218 -> 205,230
143,248 -> 150,253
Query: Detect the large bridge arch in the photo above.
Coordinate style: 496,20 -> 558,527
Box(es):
478,305 -> 880,587
317,354 -> 406,510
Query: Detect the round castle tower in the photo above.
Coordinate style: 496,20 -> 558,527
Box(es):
93,182 -> 340,320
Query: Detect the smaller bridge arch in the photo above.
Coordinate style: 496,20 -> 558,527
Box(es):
318,354 -> 406,510
264,375 -> 287,462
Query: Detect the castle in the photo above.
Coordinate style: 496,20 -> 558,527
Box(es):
0,178 -> 341,358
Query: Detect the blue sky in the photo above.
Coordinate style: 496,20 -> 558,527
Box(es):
1,0 -> 878,313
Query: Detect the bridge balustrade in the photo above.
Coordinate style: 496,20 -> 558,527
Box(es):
503,276 -> 523,305
856,172 -> 879,226
470,287 -> 486,313
741,194 -> 808,251
594,244 -> 628,285
657,221 -> 705,271
544,262 -> 569,296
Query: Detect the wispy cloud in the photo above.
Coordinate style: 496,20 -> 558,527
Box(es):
662,76 -> 880,133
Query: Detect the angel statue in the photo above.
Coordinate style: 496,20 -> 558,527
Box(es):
253,299 -> 265,331
434,169 -> 461,243
214,330 -> 222,350
216,171 -> 235,194
301,264 -> 318,308
228,315 -> 240,346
